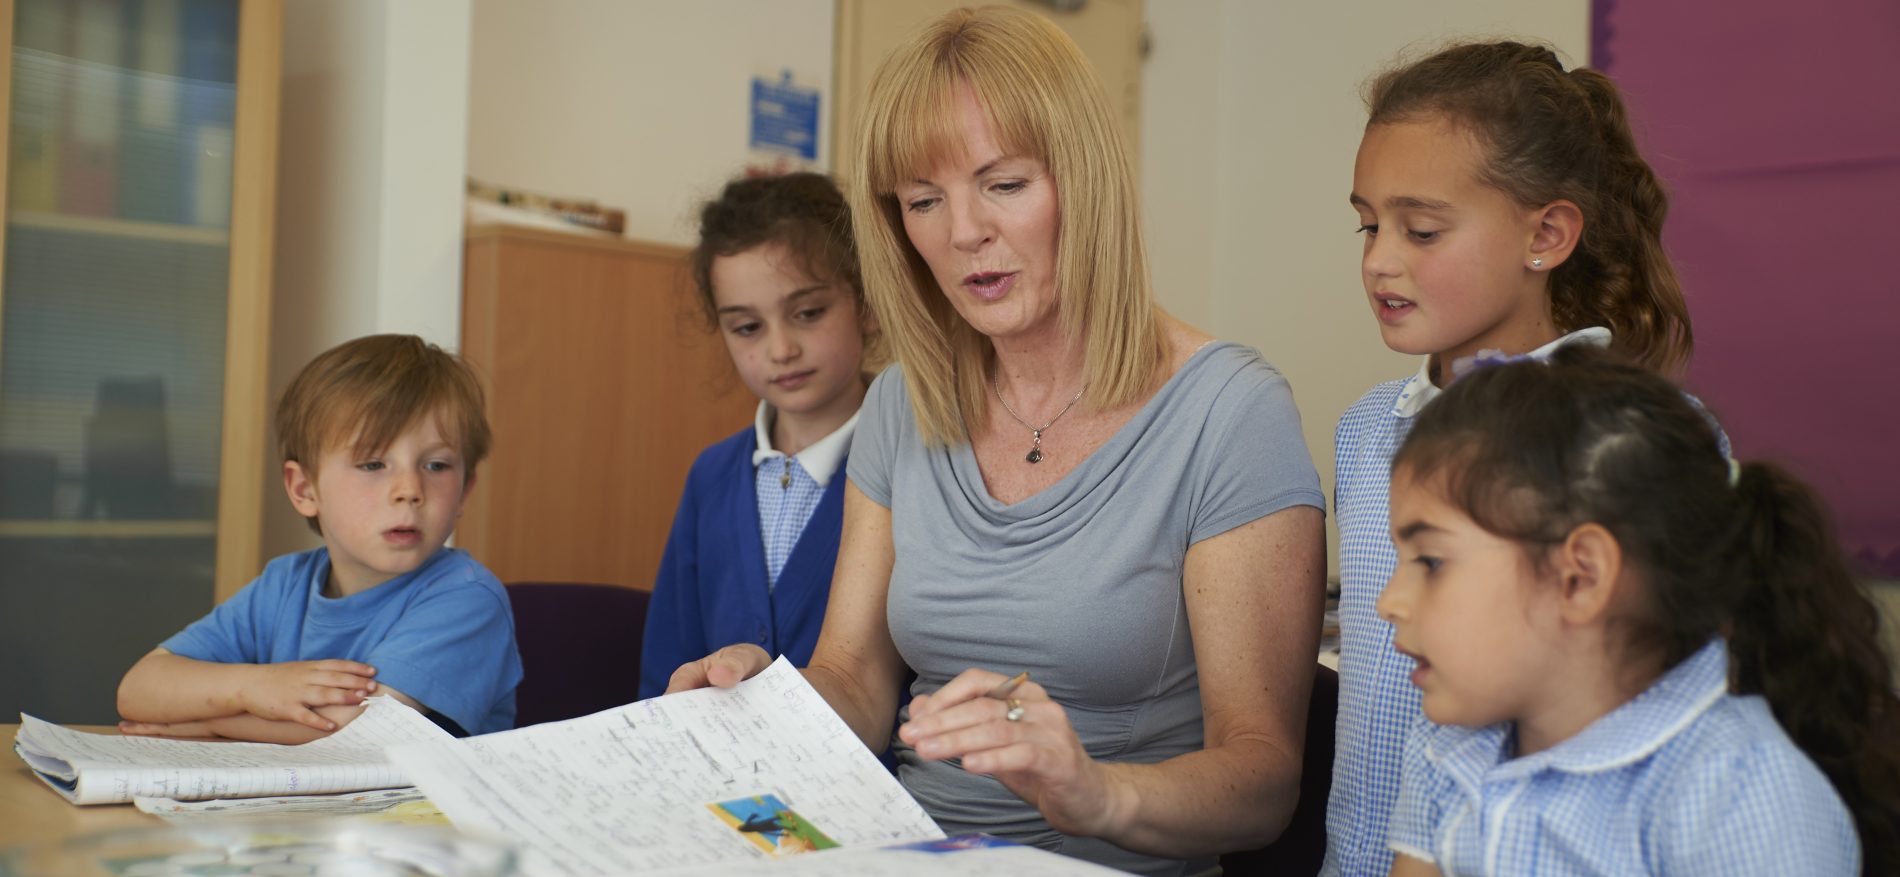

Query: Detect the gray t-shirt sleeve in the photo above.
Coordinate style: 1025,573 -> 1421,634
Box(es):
1186,358 -> 1326,544
845,364 -> 906,508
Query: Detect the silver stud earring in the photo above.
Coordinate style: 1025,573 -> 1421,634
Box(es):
1530,258 -> 1545,269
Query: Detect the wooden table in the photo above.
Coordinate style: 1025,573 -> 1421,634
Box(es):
0,724 -> 159,850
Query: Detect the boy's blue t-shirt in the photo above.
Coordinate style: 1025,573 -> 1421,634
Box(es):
161,546 -> 523,735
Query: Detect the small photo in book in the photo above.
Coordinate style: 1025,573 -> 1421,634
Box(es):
707,793 -> 839,857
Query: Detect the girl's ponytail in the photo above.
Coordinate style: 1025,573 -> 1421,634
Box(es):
1725,461 -> 1900,875
1365,42 -> 1693,375
1562,69 -> 1693,375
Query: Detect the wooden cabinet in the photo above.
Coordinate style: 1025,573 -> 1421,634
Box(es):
458,224 -> 755,591
0,0 -> 281,722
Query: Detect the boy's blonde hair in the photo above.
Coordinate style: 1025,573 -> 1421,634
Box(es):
276,334 -> 491,532
847,5 -> 1163,445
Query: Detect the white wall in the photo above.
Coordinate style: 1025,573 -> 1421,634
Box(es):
466,0 -> 836,247
264,0 -> 472,559
264,0 -> 1586,564
1140,0 -> 1590,569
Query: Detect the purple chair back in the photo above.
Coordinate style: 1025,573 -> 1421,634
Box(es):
1219,663 -> 1339,877
505,582 -> 650,728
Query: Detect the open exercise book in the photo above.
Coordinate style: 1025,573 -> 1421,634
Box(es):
12,696 -> 451,805
387,657 -> 1116,876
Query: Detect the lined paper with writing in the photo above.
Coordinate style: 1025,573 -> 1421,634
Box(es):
389,658 -> 943,877
12,696 -> 452,804
642,841 -> 1126,876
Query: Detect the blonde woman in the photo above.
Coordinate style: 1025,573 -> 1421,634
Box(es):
669,8 -> 1326,874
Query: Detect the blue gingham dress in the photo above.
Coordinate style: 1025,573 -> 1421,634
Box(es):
1323,328 -> 1614,876
1388,640 -> 1858,876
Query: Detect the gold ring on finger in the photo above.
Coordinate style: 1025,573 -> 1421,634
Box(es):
1005,697 -> 1026,723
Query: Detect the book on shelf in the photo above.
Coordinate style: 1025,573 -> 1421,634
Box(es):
11,697 -> 452,806
8,0 -> 68,213
7,0 -> 238,227
119,0 -> 190,225
60,0 -> 124,218
178,0 -> 238,229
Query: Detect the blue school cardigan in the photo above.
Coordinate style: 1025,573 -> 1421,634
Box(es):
639,427 -> 845,700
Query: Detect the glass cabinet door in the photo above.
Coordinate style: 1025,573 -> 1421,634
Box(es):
0,0 -> 241,723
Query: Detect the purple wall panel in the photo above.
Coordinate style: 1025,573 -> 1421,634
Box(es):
1594,0 -> 1900,575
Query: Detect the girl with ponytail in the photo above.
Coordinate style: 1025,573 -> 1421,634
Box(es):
1377,345 -> 1897,876
1330,40 -> 1704,875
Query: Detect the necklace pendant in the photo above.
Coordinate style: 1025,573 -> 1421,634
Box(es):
1025,448 -> 1043,464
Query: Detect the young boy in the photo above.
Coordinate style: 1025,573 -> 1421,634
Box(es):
117,334 -> 522,742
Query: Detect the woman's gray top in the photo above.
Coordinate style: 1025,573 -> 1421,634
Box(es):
848,341 -> 1325,876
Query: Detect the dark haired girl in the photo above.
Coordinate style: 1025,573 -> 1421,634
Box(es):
1380,346 -> 1896,875
639,172 -> 879,699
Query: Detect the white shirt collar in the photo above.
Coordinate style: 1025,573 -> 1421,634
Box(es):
1390,326 -> 1614,419
751,401 -> 858,487
1422,638 -> 1730,781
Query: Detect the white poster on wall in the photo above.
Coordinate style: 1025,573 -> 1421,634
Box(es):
748,68 -> 825,175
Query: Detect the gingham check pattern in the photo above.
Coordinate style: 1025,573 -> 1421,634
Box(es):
1388,640 -> 1858,876
755,456 -> 825,592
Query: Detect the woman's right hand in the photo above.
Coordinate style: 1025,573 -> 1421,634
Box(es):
664,644 -> 773,694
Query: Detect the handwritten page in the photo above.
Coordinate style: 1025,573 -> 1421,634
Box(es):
389,658 -> 944,876
643,837 -> 1125,876
134,786 -> 444,824
13,696 -> 452,804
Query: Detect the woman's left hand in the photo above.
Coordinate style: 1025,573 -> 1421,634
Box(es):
897,669 -> 1131,838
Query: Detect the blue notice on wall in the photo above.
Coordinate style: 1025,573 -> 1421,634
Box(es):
750,70 -> 821,161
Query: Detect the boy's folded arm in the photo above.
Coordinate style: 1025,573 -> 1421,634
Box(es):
123,686 -> 429,744
198,686 -> 429,743
118,649 -> 255,723
116,648 -> 379,729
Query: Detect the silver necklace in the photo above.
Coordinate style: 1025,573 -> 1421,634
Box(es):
991,374 -> 1085,464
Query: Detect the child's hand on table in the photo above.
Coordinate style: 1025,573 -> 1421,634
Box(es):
239,660 -> 379,731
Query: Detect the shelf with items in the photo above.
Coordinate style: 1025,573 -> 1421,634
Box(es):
0,519 -> 217,538
8,210 -> 229,245
0,0 -> 281,726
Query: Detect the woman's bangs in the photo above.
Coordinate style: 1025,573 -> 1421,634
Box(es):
865,70 -> 964,196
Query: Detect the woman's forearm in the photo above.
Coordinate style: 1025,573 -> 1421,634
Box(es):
802,663 -> 897,752
1092,734 -> 1302,856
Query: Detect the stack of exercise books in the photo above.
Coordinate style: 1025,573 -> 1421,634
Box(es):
13,696 -> 447,807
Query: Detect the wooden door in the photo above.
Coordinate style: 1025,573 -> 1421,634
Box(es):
458,225 -> 757,591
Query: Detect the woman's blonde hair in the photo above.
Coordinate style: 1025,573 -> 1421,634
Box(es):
847,5 -> 1162,445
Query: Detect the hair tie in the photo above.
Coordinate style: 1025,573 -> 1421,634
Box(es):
1727,457 -> 1742,487
1449,349 -> 1538,382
